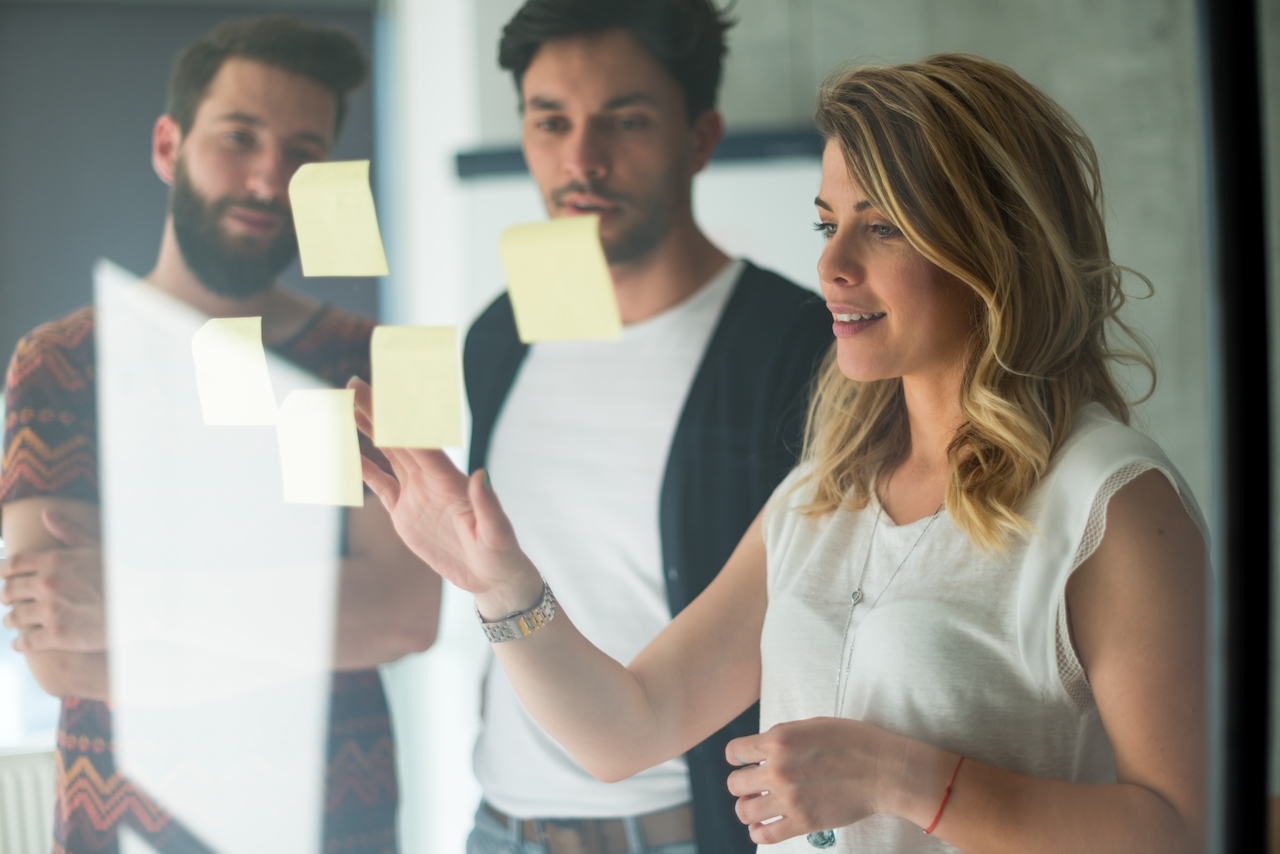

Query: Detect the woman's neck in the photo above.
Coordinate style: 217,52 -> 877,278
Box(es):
879,366 -> 966,525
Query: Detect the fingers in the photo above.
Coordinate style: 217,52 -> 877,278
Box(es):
347,376 -> 373,426
726,733 -> 770,766
0,551 -> 29,579
468,469 -> 519,551
747,816 -> 798,846
726,763 -> 769,797
360,455 -> 401,508
42,510 -> 99,548
0,572 -> 36,605
11,626 -> 48,654
3,601 -> 40,631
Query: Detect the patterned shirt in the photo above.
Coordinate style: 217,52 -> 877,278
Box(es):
1,304 -> 398,854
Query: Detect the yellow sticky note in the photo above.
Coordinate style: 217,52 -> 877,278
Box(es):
289,160 -> 389,277
371,326 -> 463,448
498,215 -> 622,343
190,317 -> 278,425
276,389 -> 364,506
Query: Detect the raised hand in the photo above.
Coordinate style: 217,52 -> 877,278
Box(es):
346,378 -> 543,616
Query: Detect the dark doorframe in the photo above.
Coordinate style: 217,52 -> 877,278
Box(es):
1196,0 -> 1270,849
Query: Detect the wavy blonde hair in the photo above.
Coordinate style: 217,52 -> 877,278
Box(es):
799,53 -> 1153,550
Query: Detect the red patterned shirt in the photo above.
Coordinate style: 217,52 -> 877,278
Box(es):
2,304 -> 398,854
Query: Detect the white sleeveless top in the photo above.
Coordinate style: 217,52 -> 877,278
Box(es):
758,404 -> 1206,853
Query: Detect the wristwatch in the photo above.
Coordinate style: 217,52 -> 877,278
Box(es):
477,578 -> 557,643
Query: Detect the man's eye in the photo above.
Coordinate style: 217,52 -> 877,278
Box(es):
616,116 -> 648,130
226,131 -> 254,146
535,117 -> 568,132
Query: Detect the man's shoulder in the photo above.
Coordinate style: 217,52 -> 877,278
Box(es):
277,305 -> 377,385
732,262 -> 826,318
465,292 -> 517,350
293,304 -> 377,348
7,305 -> 97,396
721,261 -> 831,349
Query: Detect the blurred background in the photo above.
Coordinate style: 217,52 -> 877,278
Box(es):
0,0 -> 1275,852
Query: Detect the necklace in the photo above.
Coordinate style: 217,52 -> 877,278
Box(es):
807,479 -> 944,850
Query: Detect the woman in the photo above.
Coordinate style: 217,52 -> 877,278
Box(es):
351,53 -> 1207,852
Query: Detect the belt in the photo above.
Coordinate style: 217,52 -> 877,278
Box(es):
483,802 -> 695,854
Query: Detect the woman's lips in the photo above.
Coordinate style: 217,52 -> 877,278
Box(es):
830,310 -> 886,338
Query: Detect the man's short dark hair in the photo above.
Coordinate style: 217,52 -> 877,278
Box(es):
498,0 -> 734,123
167,15 -> 367,137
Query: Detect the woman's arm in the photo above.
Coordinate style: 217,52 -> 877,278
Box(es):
725,469 -> 1206,853
348,377 -> 766,781
493,511 -> 767,781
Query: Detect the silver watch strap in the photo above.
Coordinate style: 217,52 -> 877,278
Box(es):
477,579 -> 556,643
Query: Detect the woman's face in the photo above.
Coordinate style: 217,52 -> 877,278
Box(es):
815,141 -> 976,386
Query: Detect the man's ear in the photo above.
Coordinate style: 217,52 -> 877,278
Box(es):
688,109 -> 725,176
152,115 -> 182,186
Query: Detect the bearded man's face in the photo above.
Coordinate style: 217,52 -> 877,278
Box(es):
170,155 -> 299,299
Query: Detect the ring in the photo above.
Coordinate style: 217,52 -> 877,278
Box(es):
807,829 -> 836,848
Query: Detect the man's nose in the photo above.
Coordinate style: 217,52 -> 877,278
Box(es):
563,125 -> 609,183
244,146 -> 290,204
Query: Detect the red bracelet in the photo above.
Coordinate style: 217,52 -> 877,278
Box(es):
923,756 -> 965,835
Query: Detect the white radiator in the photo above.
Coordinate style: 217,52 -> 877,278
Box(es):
0,746 -> 54,854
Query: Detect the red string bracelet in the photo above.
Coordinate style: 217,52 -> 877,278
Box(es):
923,756 -> 965,835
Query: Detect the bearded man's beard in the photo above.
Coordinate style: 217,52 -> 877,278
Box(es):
170,159 -> 299,299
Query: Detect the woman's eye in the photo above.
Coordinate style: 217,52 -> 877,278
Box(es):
870,223 -> 899,238
813,221 -> 836,240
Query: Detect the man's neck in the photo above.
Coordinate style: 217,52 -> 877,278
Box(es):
608,214 -> 731,325
145,216 -> 318,345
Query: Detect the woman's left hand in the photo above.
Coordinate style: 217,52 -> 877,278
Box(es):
726,717 -> 931,844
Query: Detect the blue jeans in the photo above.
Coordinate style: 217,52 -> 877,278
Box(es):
466,803 -> 700,854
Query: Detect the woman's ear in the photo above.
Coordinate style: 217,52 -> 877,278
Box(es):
152,114 -> 182,185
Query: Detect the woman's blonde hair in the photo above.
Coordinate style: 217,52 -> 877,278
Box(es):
800,53 -> 1153,550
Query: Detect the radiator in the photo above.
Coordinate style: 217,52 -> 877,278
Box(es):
0,746 -> 54,854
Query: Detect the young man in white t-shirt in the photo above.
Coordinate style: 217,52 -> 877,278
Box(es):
462,2 -> 833,853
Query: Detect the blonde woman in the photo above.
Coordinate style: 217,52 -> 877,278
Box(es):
351,53 -> 1207,853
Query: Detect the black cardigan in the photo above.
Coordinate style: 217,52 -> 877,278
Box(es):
464,261 -> 834,854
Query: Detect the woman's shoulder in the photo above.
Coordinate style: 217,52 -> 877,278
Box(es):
1038,403 -> 1201,528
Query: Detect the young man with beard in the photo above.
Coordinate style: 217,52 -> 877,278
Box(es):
0,17 -> 436,854
460,1 -> 833,852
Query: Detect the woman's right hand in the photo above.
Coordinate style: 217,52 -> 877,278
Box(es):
347,378 -> 544,618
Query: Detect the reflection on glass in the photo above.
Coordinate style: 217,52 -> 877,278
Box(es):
97,260 -> 341,854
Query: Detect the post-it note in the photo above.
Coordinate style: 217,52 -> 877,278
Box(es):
289,160 -> 389,277
498,215 -> 622,342
191,317 -> 278,425
276,389 -> 364,506
371,326 -> 463,448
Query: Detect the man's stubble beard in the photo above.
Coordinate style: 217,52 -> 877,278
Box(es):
550,178 -> 677,266
170,158 -> 299,299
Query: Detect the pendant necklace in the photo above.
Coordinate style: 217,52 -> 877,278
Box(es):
807,477 -> 944,850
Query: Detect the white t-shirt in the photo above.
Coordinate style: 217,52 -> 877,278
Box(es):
758,403 -> 1206,852
477,259 -> 744,818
